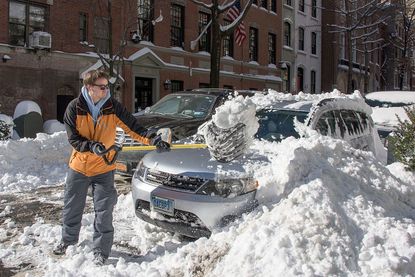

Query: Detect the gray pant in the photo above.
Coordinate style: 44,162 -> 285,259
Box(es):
61,169 -> 117,258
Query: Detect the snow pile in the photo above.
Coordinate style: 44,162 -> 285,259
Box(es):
199,94 -> 259,162
0,132 -> 70,192
13,100 -> 42,119
43,119 -> 65,134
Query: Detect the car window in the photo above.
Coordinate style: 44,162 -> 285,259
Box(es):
148,94 -> 216,118
341,110 -> 363,136
256,110 -> 307,142
315,111 -> 335,136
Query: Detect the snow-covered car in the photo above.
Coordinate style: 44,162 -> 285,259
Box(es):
365,90 -> 415,163
131,93 -> 387,238
365,90 -> 415,138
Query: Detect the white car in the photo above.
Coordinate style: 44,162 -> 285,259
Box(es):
132,95 -> 387,238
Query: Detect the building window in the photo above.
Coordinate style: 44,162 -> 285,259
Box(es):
297,67 -> 304,92
311,32 -> 317,55
138,0 -> 154,42
79,13 -> 88,42
94,17 -> 109,53
249,27 -> 258,61
222,20 -> 234,57
284,22 -> 291,47
9,0 -> 47,46
311,70 -> 316,93
198,12 -> 211,52
253,0 -> 258,5
299,0 -> 305,12
170,4 -> 184,48
312,0 -> 317,18
171,80 -> 184,93
268,33 -> 276,64
261,0 -> 268,9
270,0 -> 277,12
285,0 -> 292,6
299,27 -> 304,51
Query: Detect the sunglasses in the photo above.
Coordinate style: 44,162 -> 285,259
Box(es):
92,84 -> 109,91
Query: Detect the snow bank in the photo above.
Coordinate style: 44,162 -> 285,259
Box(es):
43,119 -> 65,134
13,100 -> 42,119
0,132 -> 70,192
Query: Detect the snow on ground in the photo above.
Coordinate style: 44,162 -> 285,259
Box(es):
1,90 -> 415,276
0,132 -> 70,192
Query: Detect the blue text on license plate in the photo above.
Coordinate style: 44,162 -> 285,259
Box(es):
150,195 -> 174,216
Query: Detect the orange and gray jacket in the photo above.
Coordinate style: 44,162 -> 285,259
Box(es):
63,94 -> 150,177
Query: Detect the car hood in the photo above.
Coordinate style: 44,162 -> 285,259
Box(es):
141,148 -> 269,180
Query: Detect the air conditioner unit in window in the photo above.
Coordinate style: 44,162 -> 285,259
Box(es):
29,31 -> 52,49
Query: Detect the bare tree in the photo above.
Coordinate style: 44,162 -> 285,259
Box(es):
390,0 -> 415,90
190,0 -> 253,87
81,0 -> 161,99
327,0 -> 389,93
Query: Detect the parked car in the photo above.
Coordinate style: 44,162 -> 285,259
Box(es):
115,88 -> 257,176
365,90 -> 415,163
131,95 -> 387,238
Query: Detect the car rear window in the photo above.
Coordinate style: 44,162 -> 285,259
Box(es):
256,110 -> 308,142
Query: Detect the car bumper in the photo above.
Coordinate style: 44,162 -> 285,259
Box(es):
131,177 -> 257,237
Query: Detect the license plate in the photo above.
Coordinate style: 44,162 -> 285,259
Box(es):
150,195 -> 175,216
115,162 -> 127,172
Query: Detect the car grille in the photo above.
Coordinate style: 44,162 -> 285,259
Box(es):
135,199 -> 204,227
145,169 -> 208,192
116,128 -> 142,147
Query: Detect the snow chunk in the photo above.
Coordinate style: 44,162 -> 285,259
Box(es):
43,120 -> 65,134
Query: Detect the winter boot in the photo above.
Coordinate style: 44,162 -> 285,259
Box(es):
93,252 -> 107,266
52,242 -> 70,255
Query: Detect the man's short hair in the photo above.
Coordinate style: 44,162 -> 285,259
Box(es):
83,70 -> 109,86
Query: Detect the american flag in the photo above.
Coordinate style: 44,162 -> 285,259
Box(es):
226,0 -> 247,46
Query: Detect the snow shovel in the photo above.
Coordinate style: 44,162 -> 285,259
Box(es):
109,128 -> 207,156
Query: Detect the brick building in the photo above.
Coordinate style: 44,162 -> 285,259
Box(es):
321,0 -> 384,94
0,0 -> 283,121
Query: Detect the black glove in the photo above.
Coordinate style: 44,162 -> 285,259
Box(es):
151,134 -> 171,151
90,141 -> 105,155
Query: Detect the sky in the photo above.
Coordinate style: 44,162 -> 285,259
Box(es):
1,90 -> 415,276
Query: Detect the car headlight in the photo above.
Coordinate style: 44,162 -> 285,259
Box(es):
198,178 -> 258,198
133,161 -> 147,180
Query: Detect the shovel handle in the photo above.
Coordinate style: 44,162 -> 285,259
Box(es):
122,144 -> 207,152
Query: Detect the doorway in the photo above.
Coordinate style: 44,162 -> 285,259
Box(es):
135,77 -> 153,112
57,95 -> 74,123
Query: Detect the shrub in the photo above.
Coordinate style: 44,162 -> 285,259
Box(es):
0,119 -> 14,140
390,105 -> 415,171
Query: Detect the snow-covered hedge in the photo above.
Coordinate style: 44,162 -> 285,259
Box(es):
391,105 -> 415,171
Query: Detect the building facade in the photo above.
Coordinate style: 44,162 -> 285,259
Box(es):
294,0 -> 322,94
0,0 -> 283,121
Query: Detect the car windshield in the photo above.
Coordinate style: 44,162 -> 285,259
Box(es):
147,94 -> 216,119
255,109 -> 308,142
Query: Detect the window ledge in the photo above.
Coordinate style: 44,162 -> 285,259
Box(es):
283,45 -> 294,51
